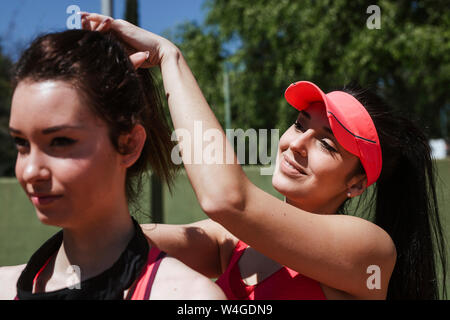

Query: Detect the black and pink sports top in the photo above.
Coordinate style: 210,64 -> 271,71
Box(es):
15,218 -> 165,300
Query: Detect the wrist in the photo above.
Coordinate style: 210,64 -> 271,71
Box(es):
159,42 -> 182,66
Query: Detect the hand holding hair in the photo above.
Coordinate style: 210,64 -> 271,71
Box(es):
80,12 -> 175,70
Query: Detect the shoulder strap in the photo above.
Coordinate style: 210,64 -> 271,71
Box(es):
227,240 -> 248,269
128,247 -> 166,300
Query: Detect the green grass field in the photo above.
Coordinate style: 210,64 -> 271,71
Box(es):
1,160 -> 449,297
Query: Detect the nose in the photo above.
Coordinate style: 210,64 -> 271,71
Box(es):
21,150 -> 51,184
290,128 -> 314,158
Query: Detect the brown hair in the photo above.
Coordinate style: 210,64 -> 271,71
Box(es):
12,29 -> 176,204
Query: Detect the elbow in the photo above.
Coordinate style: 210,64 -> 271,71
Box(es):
199,189 -> 246,222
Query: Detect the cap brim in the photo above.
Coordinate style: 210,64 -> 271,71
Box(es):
285,81 -> 327,111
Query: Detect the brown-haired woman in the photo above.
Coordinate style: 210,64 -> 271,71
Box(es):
0,29 -> 225,300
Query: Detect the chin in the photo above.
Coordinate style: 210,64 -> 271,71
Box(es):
35,209 -> 68,228
274,171 -> 317,204
272,172 -> 300,199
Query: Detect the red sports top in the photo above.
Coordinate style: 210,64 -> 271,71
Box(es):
216,240 -> 326,300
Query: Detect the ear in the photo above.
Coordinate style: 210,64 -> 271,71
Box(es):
346,173 -> 367,198
118,124 -> 146,168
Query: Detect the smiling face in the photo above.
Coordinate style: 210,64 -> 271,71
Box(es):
272,102 -> 365,214
9,80 -> 127,228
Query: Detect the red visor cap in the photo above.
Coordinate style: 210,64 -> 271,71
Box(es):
284,81 -> 382,187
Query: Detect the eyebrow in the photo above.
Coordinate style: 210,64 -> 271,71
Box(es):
299,110 -> 311,119
8,127 -> 21,134
298,110 -> 338,142
9,125 -> 85,135
323,126 -> 333,136
299,111 -> 334,135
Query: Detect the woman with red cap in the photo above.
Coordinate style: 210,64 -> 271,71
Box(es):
81,14 -> 446,300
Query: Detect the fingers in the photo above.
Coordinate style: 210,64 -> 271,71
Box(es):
79,12 -> 111,22
129,51 -> 150,70
79,12 -> 113,32
78,12 -> 162,68
80,13 -> 92,30
95,17 -> 113,32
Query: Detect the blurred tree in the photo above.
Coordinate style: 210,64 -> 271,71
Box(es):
165,22 -> 225,124
169,0 -> 449,139
0,44 -> 14,176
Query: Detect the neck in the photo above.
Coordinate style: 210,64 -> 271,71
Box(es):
286,194 -> 345,215
53,207 -> 135,281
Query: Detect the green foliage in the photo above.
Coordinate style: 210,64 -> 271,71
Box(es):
169,0 -> 450,138
164,22 -> 225,126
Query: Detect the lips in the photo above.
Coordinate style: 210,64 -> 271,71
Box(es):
28,193 -> 63,206
281,154 -> 307,176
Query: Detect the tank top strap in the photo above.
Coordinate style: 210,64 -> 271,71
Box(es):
227,240 -> 248,268
31,254 -> 55,293
127,246 -> 166,300
14,254 -> 55,299
215,239 -> 250,299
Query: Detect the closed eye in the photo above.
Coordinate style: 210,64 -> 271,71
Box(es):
294,121 -> 305,132
295,119 -> 338,153
320,140 -> 337,153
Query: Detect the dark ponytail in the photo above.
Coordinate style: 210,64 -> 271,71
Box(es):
343,85 -> 447,299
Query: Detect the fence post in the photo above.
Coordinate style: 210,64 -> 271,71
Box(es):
150,173 -> 163,223
101,0 -> 113,17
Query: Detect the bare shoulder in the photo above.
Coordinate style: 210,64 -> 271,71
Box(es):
335,215 -> 397,299
343,215 -> 396,260
150,255 -> 226,300
0,264 -> 26,300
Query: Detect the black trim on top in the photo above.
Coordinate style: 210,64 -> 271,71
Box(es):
16,217 -> 149,300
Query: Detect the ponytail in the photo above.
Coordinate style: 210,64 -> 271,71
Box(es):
128,67 -> 177,195
343,86 -> 447,299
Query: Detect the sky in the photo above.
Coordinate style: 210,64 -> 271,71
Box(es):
0,0 -> 207,61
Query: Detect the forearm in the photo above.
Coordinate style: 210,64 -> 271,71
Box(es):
159,47 -> 248,211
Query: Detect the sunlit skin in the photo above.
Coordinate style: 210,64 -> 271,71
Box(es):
272,102 -> 366,214
8,80 -> 135,283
